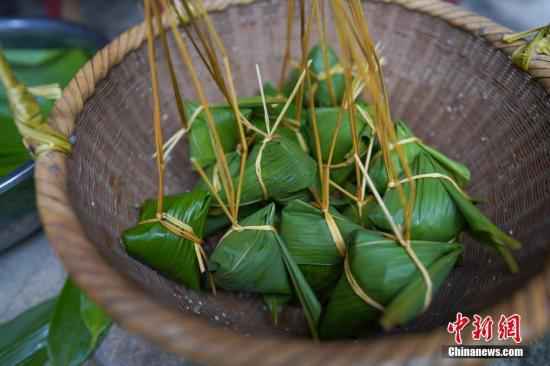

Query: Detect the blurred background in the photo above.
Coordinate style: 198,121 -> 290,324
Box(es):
0,0 -> 550,40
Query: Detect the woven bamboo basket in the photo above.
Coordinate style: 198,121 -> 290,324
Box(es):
36,0 -> 550,364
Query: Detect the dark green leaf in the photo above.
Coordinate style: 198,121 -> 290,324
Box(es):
275,234 -> 321,340
48,279 -> 111,366
186,102 -> 252,168
306,107 -> 367,164
0,298 -> 56,366
442,172 -> 521,272
284,43 -> 345,107
209,204 -> 321,338
320,230 -> 461,339
213,135 -> 317,206
209,204 -> 290,294
280,199 -> 363,297
380,246 -> 462,329
368,152 -> 466,242
367,120 -> 470,193
122,190 -> 211,290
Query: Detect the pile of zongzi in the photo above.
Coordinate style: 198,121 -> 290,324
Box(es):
122,0 -> 521,341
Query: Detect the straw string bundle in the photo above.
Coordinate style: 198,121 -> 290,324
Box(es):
0,51 -> 68,156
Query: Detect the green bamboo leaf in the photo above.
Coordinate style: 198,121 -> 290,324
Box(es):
263,294 -> 291,325
239,135 -> 318,205
320,230 -> 462,339
186,101 -> 252,168
305,107 -> 367,164
0,298 -> 56,366
342,202 -> 376,228
369,151 -> 520,272
275,235 -> 321,340
368,152 -> 466,242
80,293 -> 111,346
419,144 -> 470,187
195,136 -> 317,207
16,349 -> 48,366
209,204 -> 321,337
442,175 -> 521,272
368,120 -> 469,193
48,279 -> 111,366
250,116 -> 307,153
380,246 -> 463,329
284,43 -> 345,107
280,199 -> 363,297
204,202 -> 263,237
209,204 -> 290,294
122,190 -> 211,290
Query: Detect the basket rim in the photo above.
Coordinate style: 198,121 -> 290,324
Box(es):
38,0 -> 550,365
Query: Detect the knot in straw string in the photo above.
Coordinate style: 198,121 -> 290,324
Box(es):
311,63 -> 344,81
388,137 -> 420,151
220,223 -> 277,242
139,212 -> 208,274
387,173 -> 471,200
322,208 -> 346,257
6,83 -> 70,157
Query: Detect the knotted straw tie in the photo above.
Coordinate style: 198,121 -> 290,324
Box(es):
139,213 -> 209,274
385,136 -> 472,201
0,52 -> 70,157
290,59 -> 344,82
388,173 -> 472,201
219,223 -> 276,242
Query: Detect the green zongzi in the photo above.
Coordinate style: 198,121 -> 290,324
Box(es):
368,153 -> 520,271
208,203 -> 321,338
122,190 -> 211,290
320,230 -> 462,339
280,199 -> 363,297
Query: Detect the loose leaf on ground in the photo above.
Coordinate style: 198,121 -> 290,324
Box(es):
48,278 -> 111,366
0,298 -> 56,366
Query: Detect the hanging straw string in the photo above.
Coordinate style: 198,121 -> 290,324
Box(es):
0,51 -> 69,157
253,62 -> 310,201
144,0 -> 216,291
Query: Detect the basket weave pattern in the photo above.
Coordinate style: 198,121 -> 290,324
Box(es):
37,0 -> 550,365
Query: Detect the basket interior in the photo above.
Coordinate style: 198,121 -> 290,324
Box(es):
67,0 -> 550,339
